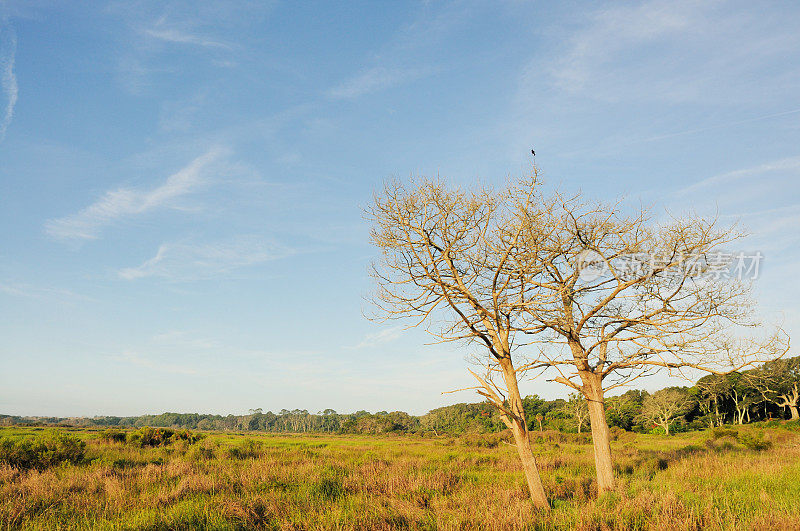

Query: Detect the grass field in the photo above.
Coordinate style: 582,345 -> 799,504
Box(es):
1,423 -> 799,530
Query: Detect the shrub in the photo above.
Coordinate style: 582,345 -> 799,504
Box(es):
705,436 -> 738,452
739,431 -> 772,451
171,429 -> 204,444
99,428 -> 127,443
127,431 -> 143,446
711,426 -> 739,440
0,432 -> 86,470
460,431 -> 508,448
138,426 -> 171,447
127,427 -> 203,447
186,439 -> 218,461
224,439 -> 262,460
608,426 -> 628,441
783,420 -> 800,432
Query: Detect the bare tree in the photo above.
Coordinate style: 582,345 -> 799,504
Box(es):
505,179 -> 790,493
604,392 -> 640,430
729,373 -> 759,424
694,374 -> 732,427
368,172 -> 788,499
748,357 -> 800,420
367,176 -> 551,508
638,389 -> 692,435
560,393 -> 589,433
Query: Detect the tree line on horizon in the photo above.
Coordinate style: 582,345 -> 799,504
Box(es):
3,355 -> 796,435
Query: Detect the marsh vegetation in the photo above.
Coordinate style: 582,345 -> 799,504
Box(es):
1,422 -> 799,530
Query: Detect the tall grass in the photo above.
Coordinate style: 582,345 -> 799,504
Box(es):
0,423 -> 798,529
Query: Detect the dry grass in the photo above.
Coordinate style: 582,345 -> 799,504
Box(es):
0,424 -> 798,530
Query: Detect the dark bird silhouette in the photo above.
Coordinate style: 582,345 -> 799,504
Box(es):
531,149 -> 536,156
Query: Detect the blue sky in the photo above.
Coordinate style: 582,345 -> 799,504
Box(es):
1,1 -> 799,417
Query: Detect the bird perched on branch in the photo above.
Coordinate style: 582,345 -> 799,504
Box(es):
531,149 -> 536,156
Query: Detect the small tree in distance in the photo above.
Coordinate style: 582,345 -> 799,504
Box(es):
748,357 -> 800,420
694,374 -> 732,427
638,388 -> 692,435
561,393 -> 589,433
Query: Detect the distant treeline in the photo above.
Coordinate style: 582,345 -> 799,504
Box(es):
3,356 -> 797,435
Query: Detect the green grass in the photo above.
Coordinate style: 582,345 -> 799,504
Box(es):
1,424 -> 798,529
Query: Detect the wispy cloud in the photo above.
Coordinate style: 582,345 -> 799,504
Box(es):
152,330 -> 220,350
669,157 -> 800,254
118,236 -> 292,281
678,156 -> 800,196
115,350 -> 197,375
640,108 -> 800,144
45,147 -> 227,240
109,2 -> 273,93
350,326 -> 404,350
534,1 -> 800,105
325,1 -> 470,101
328,67 -> 421,100
0,281 -> 89,302
550,1 -> 693,93
0,17 -> 18,142
144,19 -> 232,50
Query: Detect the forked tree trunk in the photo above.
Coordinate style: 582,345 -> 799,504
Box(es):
500,359 -> 549,509
582,373 -> 615,494
790,405 -> 799,420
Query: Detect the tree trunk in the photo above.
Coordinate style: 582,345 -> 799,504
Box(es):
582,373 -> 614,494
500,360 -> 549,509
778,385 -> 799,420
510,417 -> 549,508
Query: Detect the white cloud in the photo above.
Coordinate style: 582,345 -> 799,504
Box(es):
144,26 -> 231,49
530,1 -> 800,105
0,18 -> 18,142
118,236 -> 292,281
550,0 -> 694,93
350,326 -> 404,350
328,67 -> 419,100
45,147 -> 227,240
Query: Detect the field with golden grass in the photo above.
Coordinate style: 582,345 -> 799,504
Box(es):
1,423 -> 799,530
